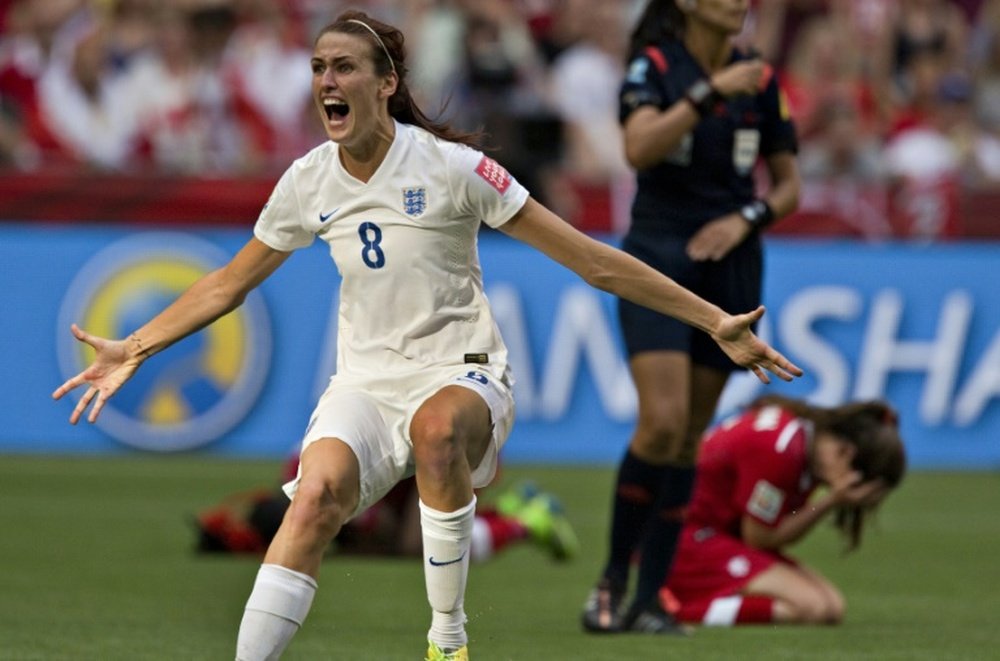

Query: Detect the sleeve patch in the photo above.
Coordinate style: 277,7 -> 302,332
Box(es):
643,45 -> 668,74
747,479 -> 784,523
475,155 -> 511,194
625,57 -> 649,84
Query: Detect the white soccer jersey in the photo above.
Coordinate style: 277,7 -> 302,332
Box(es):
254,120 -> 529,380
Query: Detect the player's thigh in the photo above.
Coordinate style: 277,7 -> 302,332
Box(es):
794,563 -> 845,613
286,388 -> 408,518
628,351 -> 692,460
297,438 -> 362,516
412,384 -> 492,460
630,351 -> 692,421
742,562 -> 831,621
411,368 -> 513,489
677,364 -> 732,463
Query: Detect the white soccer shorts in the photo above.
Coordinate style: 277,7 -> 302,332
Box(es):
282,366 -> 514,518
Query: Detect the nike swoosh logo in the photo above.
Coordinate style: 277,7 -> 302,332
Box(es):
319,207 -> 340,222
428,551 -> 467,567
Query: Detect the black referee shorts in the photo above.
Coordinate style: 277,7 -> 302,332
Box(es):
617,231 -> 763,372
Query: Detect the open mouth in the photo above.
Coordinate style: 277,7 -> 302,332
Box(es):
323,98 -> 350,121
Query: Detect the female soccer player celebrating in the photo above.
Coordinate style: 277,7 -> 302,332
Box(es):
53,10 -> 800,660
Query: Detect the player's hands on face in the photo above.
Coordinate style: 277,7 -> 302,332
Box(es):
686,213 -> 752,262
710,59 -> 767,98
711,306 -> 802,384
830,470 -> 888,507
51,324 -> 142,424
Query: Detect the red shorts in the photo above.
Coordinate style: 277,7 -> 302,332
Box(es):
665,525 -> 797,603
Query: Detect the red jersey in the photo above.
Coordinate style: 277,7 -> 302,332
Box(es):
686,406 -> 816,538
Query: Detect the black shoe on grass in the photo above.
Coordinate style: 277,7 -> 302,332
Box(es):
581,577 -> 627,633
622,600 -> 693,635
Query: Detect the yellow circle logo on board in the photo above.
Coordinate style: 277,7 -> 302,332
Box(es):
57,233 -> 271,451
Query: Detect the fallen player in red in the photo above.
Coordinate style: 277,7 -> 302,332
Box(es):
195,455 -> 578,564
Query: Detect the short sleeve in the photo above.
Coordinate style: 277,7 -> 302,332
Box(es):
253,167 -> 314,252
447,145 -> 529,229
759,70 -> 799,156
732,417 -> 808,527
619,46 -> 670,124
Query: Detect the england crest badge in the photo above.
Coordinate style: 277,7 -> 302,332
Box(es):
402,187 -> 427,217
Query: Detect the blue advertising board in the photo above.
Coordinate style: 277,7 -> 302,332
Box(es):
4,223 -> 999,468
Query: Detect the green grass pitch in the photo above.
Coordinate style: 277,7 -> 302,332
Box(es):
0,454 -> 997,659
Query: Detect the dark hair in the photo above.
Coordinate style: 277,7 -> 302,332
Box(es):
318,10 -> 482,148
749,395 -> 907,551
627,0 -> 685,61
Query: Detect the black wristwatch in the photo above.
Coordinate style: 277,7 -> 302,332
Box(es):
739,199 -> 776,229
684,79 -> 722,117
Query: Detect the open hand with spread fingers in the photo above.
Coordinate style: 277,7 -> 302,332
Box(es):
711,305 -> 802,384
51,323 -> 144,424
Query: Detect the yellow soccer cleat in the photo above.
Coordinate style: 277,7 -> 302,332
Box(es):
495,481 -> 580,561
425,641 -> 469,661
515,492 -> 581,561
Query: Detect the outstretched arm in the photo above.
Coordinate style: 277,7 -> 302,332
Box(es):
52,237 -> 290,424
499,198 -> 802,383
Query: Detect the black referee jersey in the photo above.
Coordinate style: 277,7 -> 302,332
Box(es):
619,39 -> 798,237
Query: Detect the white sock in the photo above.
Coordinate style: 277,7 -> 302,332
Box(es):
420,496 -> 476,650
236,564 -> 318,661
703,595 -> 743,626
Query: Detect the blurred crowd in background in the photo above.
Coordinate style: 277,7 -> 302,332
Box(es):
2,0 -> 999,238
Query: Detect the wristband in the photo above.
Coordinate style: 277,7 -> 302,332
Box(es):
684,79 -> 722,118
739,199 -> 775,229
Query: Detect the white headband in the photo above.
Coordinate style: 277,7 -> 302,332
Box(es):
345,19 -> 396,75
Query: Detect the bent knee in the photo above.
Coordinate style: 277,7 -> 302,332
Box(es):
286,477 -> 354,537
632,413 -> 693,462
824,596 -> 846,624
637,406 -> 687,440
411,412 -> 461,467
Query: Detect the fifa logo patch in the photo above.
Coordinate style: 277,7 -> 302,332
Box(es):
625,57 -> 648,84
747,479 -> 783,523
475,156 -> 511,194
403,187 -> 427,217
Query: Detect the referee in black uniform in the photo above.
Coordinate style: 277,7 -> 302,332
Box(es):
582,0 -> 801,634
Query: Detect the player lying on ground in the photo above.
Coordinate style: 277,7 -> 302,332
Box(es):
195,461 -> 579,564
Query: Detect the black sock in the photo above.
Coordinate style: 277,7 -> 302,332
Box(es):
631,464 -> 696,610
603,450 -> 669,587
